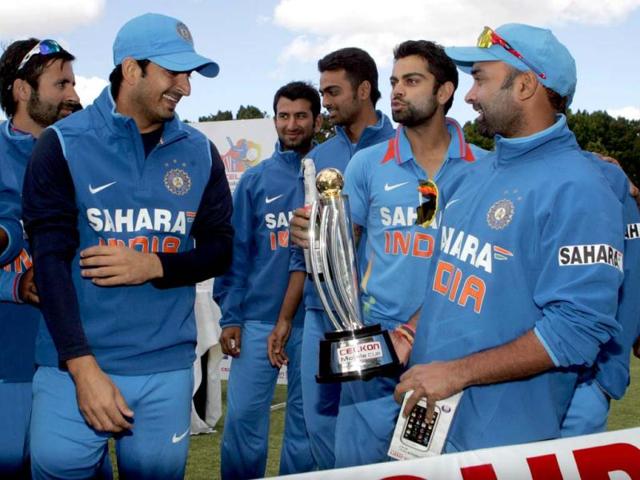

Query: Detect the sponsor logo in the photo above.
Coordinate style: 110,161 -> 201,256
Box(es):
171,427 -> 190,444
380,206 -> 417,227
384,181 -> 409,192
89,181 -> 117,195
337,341 -> 383,365
265,194 -> 284,204
626,223 -> 640,240
487,199 -> 514,230
558,244 -> 623,272
164,168 -> 192,196
441,227 -> 494,273
265,211 -> 293,229
87,208 -> 188,234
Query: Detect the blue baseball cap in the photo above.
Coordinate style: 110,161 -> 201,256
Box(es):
445,23 -> 576,105
113,13 -> 219,78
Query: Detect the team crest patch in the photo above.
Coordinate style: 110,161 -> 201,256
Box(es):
164,168 -> 192,195
487,199 -> 514,230
176,22 -> 193,44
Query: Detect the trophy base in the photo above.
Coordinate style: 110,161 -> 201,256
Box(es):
316,324 -> 400,383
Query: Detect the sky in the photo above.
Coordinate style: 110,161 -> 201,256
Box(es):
1,0 -> 639,125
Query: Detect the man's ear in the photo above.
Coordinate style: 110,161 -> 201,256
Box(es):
357,80 -> 371,101
313,113 -> 322,133
121,57 -> 143,85
12,78 -> 32,103
515,71 -> 539,102
437,81 -> 455,108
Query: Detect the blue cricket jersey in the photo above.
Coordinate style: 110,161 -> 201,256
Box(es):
343,119 -> 484,328
410,116 -> 624,450
0,121 -> 40,382
214,142 -> 306,328
289,112 -> 395,312
23,87 -> 233,375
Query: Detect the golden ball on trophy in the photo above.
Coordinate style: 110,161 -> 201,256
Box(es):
316,168 -> 344,198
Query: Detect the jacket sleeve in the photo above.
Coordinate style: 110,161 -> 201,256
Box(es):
533,170 -> 624,368
212,170 -> 255,328
153,142 -> 233,288
22,128 -> 90,364
0,166 -> 24,265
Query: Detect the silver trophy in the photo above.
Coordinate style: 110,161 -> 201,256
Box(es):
308,167 -> 399,382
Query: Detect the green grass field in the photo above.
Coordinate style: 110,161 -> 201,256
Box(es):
111,357 -> 640,479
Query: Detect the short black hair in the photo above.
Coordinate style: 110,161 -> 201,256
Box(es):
273,81 -> 321,118
393,40 -> 458,113
108,59 -> 151,98
0,38 -> 75,117
544,86 -> 569,115
318,47 -> 381,106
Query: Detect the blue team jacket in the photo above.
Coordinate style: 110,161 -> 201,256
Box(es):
214,143 -> 305,328
34,87 -> 215,375
411,116 -> 624,450
588,157 -> 640,399
0,122 -> 39,382
289,112 -> 395,312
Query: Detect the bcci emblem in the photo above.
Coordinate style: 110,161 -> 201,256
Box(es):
487,199 -> 514,230
176,22 -> 193,44
164,168 -> 192,196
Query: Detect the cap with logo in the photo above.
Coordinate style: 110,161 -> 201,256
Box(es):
113,13 -> 219,78
445,23 -> 576,105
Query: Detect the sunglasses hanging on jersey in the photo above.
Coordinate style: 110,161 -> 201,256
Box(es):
417,179 -> 439,228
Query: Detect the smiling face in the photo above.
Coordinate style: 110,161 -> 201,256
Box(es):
319,69 -> 364,127
274,97 -> 319,154
465,60 -> 523,137
129,61 -> 192,132
27,58 -> 80,127
390,54 -> 443,128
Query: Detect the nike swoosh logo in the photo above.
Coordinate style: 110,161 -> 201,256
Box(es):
265,194 -> 284,204
171,427 -> 190,444
445,198 -> 461,209
384,182 -> 408,192
89,181 -> 117,194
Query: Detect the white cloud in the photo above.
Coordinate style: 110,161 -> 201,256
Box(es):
273,0 -> 640,67
75,75 -> 108,108
607,106 -> 640,120
0,0 -> 105,38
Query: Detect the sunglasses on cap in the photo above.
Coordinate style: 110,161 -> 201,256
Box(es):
477,26 -> 546,80
417,179 -> 438,228
17,39 -> 63,72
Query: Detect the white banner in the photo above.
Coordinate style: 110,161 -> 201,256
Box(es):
192,118 -> 277,193
274,428 -> 640,479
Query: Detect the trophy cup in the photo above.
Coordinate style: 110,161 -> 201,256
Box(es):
308,167 -> 400,382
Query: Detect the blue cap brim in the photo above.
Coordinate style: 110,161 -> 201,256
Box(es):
148,51 -> 220,78
445,46 -> 507,74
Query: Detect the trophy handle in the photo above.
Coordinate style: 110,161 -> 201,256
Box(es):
331,197 -> 363,331
309,200 -> 344,332
319,203 -> 351,330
